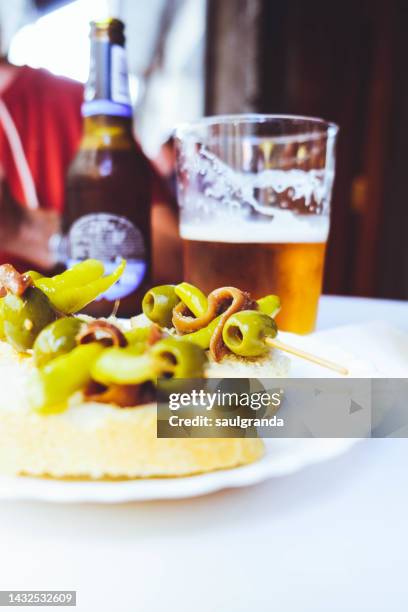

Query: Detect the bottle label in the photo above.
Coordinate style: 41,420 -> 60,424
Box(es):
67,213 -> 147,300
111,45 -> 131,105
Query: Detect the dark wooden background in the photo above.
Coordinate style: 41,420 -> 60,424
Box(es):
206,0 -> 407,300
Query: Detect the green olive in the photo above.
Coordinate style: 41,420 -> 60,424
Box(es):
2,287 -> 57,352
150,337 -> 207,378
142,285 -> 180,327
222,310 -> 278,357
33,317 -> 84,367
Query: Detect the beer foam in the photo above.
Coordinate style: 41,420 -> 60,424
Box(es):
180,214 -> 329,244
181,147 -> 335,217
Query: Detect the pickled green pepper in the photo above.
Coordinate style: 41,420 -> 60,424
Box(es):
33,259 -> 126,314
28,343 -> 104,413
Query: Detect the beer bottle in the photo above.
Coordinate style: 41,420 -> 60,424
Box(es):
62,18 -> 151,317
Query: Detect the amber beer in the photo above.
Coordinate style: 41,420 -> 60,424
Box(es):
63,19 -> 151,317
175,115 -> 338,334
181,223 -> 328,335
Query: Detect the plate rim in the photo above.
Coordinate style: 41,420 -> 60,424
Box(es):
0,331 -> 374,503
0,438 -> 361,503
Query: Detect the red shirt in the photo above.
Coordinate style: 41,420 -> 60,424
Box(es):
0,65 -> 83,213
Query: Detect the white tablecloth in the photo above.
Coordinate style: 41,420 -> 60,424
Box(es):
317,295 -> 408,332
0,296 -> 407,612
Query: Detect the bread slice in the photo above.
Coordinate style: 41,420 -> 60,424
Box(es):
0,339 -> 290,479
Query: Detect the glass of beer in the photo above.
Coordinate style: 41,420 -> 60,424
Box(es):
174,115 -> 338,334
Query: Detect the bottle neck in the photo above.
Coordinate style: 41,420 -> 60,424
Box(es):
83,27 -> 132,119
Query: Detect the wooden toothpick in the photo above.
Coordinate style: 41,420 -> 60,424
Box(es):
266,337 -> 349,376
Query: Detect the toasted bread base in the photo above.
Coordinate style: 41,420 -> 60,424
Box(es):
0,403 -> 264,479
0,337 -> 287,479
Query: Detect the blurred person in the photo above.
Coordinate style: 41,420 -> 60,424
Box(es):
0,56 -> 83,270
0,53 -> 181,281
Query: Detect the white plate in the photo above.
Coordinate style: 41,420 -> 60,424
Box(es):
0,331 -> 380,503
0,438 -> 360,503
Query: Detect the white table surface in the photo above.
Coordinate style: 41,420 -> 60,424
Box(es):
317,294 -> 408,331
0,296 -> 407,612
